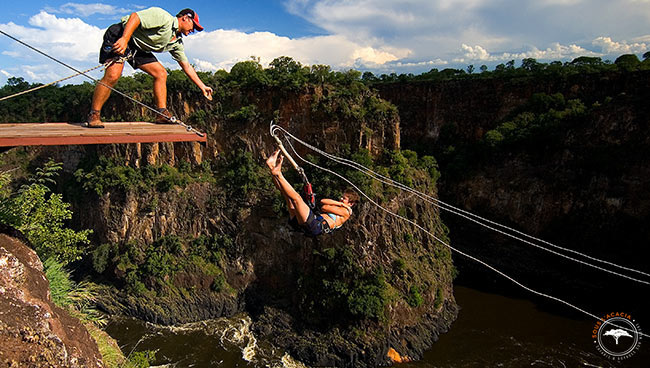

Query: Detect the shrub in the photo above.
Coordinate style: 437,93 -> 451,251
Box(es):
128,350 -> 156,368
210,273 -> 226,292
1,161 -> 91,265
407,285 -> 424,308
92,243 -> 117,274
347,268 -> 388,320
392,258 -> 406,274
434,287 -> 444,309
44,257 -> 74,307
220,149 -> 267,199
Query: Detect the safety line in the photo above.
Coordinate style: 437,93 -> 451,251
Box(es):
272,124 -> 650,285
0,29 -> 204,137
276,128 -> 649,339
0,64 -> 106,102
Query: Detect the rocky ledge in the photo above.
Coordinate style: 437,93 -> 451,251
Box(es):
0,226 -> 103,368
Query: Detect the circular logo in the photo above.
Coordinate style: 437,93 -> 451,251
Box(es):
592,312 -> 642,360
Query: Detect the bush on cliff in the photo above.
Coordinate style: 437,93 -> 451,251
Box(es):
0,160 -> 91,265
74,156 -> 213,196
298,247 -> 390,325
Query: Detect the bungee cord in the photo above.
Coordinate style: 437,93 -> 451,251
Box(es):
270,122 -> 649,338
271,124 -> 650,285
0,29 -> 204,137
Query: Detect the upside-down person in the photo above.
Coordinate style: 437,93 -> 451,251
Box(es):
266,149 -> 360,236
84,7 -> 213,128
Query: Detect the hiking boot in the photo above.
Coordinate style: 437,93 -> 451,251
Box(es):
83,110 -> 104,128
155,108 -> 175,124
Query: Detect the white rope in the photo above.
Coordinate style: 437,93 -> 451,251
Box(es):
273,125 -> 649,339
272,125 -> 650,285
0,64 -> 105,102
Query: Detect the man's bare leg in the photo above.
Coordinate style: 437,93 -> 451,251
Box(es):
138,61 -> 167,109
90,61 -> 125,111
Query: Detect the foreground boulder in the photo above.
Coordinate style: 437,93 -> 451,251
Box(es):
0,227 -> 103,368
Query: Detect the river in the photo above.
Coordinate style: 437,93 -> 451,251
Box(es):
105,284 -> 648,367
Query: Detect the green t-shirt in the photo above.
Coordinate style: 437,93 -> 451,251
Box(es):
121,7 -> 188,63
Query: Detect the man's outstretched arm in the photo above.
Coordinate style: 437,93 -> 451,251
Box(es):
178,60 -> 213,100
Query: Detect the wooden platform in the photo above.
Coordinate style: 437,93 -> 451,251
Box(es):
0,122 -> 207,147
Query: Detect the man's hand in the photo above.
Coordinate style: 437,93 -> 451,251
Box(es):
112,37 -> 129,55
201,86 -> 213,101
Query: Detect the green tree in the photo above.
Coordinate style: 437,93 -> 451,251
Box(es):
614,54 -> 641,71
229,58 -> 270,87
361,71 -> 379,83
570,56 -> 603,67
310,64 -> 333,84
267,56 -> 309,89
521,58 -> 545,73
0,161 -> 91,264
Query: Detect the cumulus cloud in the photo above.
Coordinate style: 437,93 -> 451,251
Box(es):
285,0 -> 650,70
44,2 -> 132,17
455,42 -> 598,63
184,29 -> 410,71
592,37 -> 648,54
1,11 -> 103,63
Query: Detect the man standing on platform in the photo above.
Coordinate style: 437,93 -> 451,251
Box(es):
84,7 -> 213,128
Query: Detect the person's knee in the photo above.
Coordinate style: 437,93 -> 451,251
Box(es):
151,68 -> 167,82
103,67 -> 123,85
154,72 -> 167,83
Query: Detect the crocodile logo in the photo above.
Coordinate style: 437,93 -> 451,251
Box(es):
592,312 -> 642,360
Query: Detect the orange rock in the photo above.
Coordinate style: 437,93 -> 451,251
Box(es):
387,347 -> 410,364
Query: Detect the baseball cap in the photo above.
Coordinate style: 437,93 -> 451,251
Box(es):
177,8 -> 204,32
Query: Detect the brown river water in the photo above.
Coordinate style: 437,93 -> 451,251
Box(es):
105,285 -> 649,367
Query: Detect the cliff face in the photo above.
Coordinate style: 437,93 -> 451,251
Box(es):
21,83 -> 456,366
376,71 -> 650,148
376,71 -> 650,313
0,226 -> 103,368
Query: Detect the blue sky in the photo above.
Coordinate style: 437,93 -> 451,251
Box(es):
0,1 -> 649,85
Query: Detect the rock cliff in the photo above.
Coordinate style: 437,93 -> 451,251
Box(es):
0,226 -> 103,367
14,82 -> 457,366
376,70 -> 650,314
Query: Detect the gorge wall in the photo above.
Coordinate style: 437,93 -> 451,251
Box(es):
376,70 -> 650,315
12,82 -> 457,367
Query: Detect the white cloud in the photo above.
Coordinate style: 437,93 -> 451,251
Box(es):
184,29 -> 410,71
45,3 -> 132,17
0,70 -> 11,77
1,12 -> 103,63
285,0 -> 650,70
455,42 -> 598,63
592,37 -> 648,54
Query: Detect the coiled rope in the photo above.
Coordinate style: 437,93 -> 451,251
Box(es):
0,29 -> 204,137
270,122 -> 649,338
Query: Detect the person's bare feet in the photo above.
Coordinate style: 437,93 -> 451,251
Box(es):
266,149 -> 283,176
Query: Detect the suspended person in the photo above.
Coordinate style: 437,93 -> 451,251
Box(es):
266,149 -> 359,236
84,7 -> 213,128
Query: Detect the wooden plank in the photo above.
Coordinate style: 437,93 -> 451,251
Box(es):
0,122 -> 207,147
